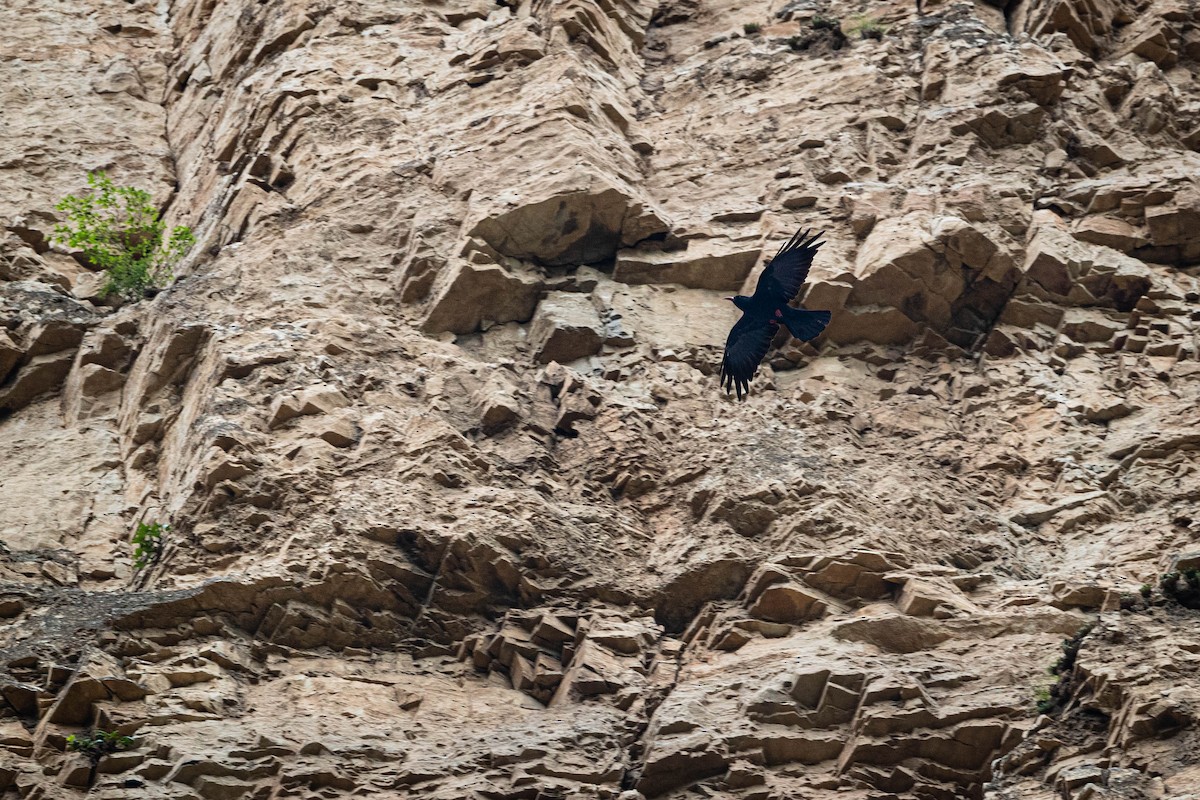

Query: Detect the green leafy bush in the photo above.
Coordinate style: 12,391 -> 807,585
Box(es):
132,521 -> 166,571
54,171 -> 194,301
743,22 -> 762,34
810,15 -> 839,30
66,730 -> 134,762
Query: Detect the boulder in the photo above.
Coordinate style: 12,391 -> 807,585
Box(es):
421,262 -> 541,334
530,293 -> 604,363
748,581 -> 829,624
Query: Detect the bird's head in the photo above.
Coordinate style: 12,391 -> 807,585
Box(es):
725,295 -> 752,311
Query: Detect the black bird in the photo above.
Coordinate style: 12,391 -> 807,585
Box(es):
720,229 -> 831,400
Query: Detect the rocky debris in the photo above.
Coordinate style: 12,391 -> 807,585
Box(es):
1022,212 -> 1153,310
461,608 -> 663,708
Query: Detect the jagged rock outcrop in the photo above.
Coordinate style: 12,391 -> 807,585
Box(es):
1,0 -> 1199,797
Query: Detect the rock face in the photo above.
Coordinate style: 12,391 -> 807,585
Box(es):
530,292 -> 604,363
1,0 -> 1200,798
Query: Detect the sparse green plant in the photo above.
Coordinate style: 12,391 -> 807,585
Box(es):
66,730 -> 134,763
1139,583 -> 1153,598
1038,621 -> 1096,715
847,15 -> 887,40
54,171 -> 194,301
1053,622 -> 1094,676
810,15 -> 839,30
1034,685 -> 1054,714
132,522 -> 166,571
743,22 -> 762,35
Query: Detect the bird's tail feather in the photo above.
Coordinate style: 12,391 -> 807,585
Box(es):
780,307 -> 832,341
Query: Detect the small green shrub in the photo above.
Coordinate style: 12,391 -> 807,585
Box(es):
66,730 -> 134,763
848,15 -> 887,40
54,171 -> 194,301
810,15 -> 839,30
132,522 -> 166,571
1139,583 -> 1152,598
1038,622 -> 1096,715
1052,622 -> 1094,676
743,22 -> 762,34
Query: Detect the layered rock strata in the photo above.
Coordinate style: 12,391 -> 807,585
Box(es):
1,0 -> 1199,797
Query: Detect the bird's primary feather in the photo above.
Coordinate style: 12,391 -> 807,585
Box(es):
753,229 -> 823,303
720,315 -> 776,400
719,229 -> 830,400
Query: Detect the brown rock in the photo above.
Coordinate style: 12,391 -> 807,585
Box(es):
1072,216 -> 1147,252
467,178 -> 667,266
1060,309 -> 1126,343
614,239 -> 760,291
0,350 -> 75,412
0,329 -> 18,383
421,262 -> 541,334
638,742 -> 727,797
317,417 -> 358,448
530,293 -> 604,364
268,383 -> 350,428
833,615 -> 951,653
748,581 -> 829,624
23,318 -> 85,359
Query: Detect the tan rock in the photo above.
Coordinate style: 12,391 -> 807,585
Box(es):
268,383 -> 350,428
1,0 -> 1199,797
832,614 -> 951,653
614,239 -> 760,291
421,262 -> 541,334
895,577 -> 976,617
748,581 -> 829,624
467,177 -> 667,267
1072,216 -> 1147,252
530,293 -> 604,364
1060,308 -> 1126,343
0,350 -> 75,412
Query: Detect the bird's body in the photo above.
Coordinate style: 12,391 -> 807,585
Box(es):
720,229 -> 831,400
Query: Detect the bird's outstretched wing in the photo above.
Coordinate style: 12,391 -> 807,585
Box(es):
753,229 -> 824,305
720,314 -> 776,400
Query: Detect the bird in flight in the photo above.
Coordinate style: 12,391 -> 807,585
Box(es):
720,229 -> 831,400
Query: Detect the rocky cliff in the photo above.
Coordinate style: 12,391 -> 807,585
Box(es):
1,0 -> 1199,797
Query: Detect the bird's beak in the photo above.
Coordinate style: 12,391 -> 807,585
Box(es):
723,296 -> 734,302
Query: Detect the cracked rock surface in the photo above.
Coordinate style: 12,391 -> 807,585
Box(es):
1,0 -> 1199,797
